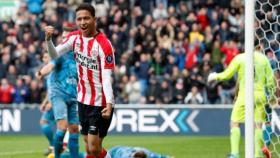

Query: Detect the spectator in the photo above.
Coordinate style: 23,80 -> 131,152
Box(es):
13,78 -> 29,104
156,23 -> 175,50
218,21 -> 231,43
220,40 -> 239,66
135,53 -> 151,96
42,0 -> 58,21
117,75 -> 129,104
67,0 -> 83,22
156,80 -> 173,104
125,75 -> 141,104
178,2 -> 189,21
197,8 -> 209,31
92,0 -> 110,17
0,53 -> 10,79
0,78 -> 14,104
184,86 -> 203,104
146,76 -> 160,104
152,2 -> 168,20
210,40 -> 224,72
16,54 -> 30,76
27,80 -> 42,104
151,49 -> 165,77
173,78 -> 186,104
170,44 -> 185,71
6,65 -> 17,86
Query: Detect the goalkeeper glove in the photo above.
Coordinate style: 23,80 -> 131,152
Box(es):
207,72 -> 218,83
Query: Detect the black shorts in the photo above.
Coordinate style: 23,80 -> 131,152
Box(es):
78,102 -> 113,137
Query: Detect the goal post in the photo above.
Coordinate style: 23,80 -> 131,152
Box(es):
245,0 -> 256,157
245,0 -> 255,157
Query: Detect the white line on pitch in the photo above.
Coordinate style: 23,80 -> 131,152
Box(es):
0,150 -> 41,156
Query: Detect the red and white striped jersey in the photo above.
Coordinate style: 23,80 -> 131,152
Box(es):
54,31 -> 115,106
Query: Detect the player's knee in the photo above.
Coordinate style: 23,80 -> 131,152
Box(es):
68,124 -> 79,133
56,119 -> 68,131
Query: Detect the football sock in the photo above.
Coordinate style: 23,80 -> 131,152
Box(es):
255,128 -> 264,157
263,124 -> 272,147
63,130 -> 69,146
41,124 -> 54,147
230,127 -> 240,155
68,133 -> 79,158
54,129 -> 66,158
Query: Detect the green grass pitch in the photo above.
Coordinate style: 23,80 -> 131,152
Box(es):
0,135 -> 244,158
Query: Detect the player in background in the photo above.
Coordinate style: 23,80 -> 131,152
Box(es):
207,43 -> 276,158
50,146 -> 173,158
37,23 -> 80,158
108,146 -> 174,158
44,3 -> 114,158
39,53 -> 55,156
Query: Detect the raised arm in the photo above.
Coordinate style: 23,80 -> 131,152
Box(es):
44,26 -> 73,59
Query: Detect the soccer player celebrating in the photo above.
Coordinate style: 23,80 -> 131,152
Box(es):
207,44 -> 276,158
37,24 -> 80,158
44,3 -> 114,158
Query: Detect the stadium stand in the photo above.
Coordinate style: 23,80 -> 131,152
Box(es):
0,0 -> 245,105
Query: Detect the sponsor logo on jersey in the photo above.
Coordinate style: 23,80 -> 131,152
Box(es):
76,53 -> 98,70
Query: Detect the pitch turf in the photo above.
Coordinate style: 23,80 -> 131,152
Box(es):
0,135 -> 244,158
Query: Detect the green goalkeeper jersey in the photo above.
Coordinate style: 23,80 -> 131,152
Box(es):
216,51 -> 276,101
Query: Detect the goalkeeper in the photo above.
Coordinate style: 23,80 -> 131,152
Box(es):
208,44 -> 276,158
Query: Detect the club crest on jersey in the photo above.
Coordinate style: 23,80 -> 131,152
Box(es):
106,55 -> 113,64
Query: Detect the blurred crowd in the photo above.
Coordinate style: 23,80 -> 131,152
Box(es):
0,0 -> 248,106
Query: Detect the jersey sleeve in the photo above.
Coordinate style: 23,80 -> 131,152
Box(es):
56,34 -> 77,56
216,55 -> 241,81
46,32 -> 77,59
98,39 -> 115,70
98,38 -> 115,105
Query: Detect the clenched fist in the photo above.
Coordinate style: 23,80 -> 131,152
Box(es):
101,103 -> 113,119
44,26 -> 55,41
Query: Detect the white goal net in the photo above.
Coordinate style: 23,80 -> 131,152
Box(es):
255,0 -> 280,157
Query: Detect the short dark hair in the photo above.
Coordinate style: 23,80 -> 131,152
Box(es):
75,3 -> 95,17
